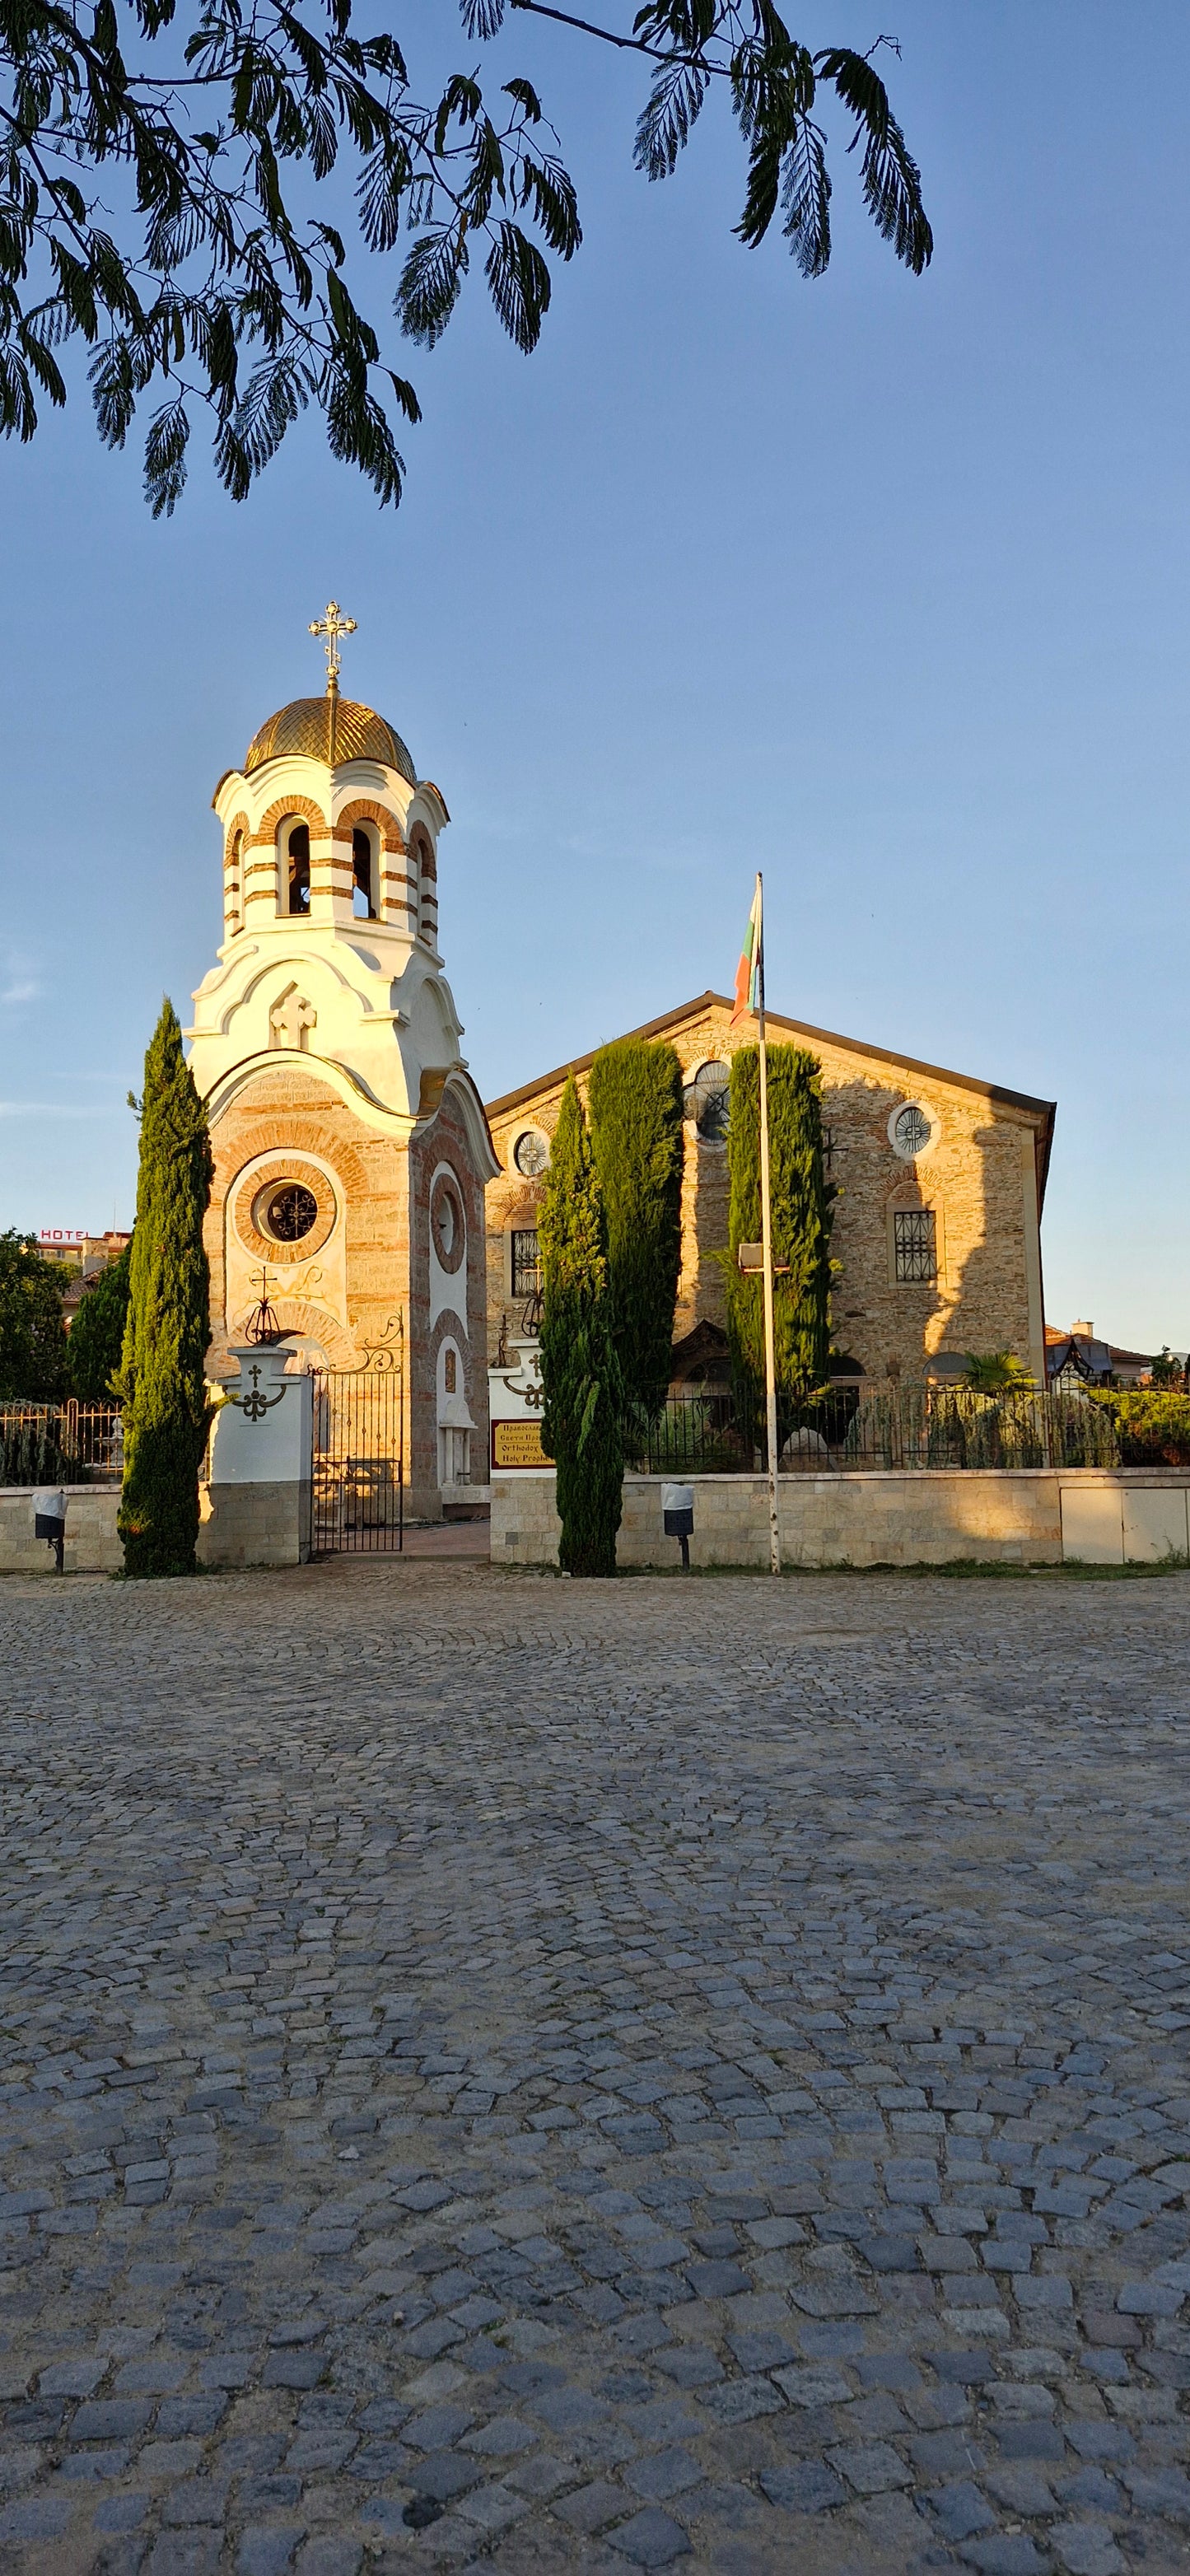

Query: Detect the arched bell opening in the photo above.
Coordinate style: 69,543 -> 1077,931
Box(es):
283,820 -> 310,917
352,825 -> 377,920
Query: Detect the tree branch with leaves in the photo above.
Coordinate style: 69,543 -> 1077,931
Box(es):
1,0 -> 931,511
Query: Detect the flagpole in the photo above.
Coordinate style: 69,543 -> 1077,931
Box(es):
754,874 -> 782,1576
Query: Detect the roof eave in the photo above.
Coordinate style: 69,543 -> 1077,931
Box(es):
483,987 -> 1058,1141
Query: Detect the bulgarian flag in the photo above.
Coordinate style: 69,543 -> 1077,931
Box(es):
730,875 -> 763,1024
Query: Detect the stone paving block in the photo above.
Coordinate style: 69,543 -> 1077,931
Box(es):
408,2448 -> 484,2501
38,2358 -> 109,2396
927,2480 -> 996,2541
605,2506 -> 692,2564
1048,2526 -> 1124,2576
71,2399 -> 156,2441
957,2541 -> 1051,2575
758,2460 -> 846,2512
0,2496 -> 73,2537
294,2543 -> 364,2576
553,2480 -> 630,2534
828,2439 -> 912,2494
146,2537 -> 224,2576
238,2527 -> 307,2576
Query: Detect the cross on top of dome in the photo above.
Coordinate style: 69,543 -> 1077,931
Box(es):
308,599 -> 357,693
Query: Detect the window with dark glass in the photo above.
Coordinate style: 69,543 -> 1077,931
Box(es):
286,822 -> 310,915
682,1060 -> 730,1141
511,1228 -> 541,1296
352,826 -> 376,918
265,1183 -> 318,1243
894,1208 -> 937,1283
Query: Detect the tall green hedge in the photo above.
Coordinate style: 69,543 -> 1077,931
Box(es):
0,1231 -> 68,1399
588,1037 -> 684,1424
725,1043 -> 835,1440
539,1072 -> 623,1576
68,1239 -> 133,1402
116,1003 -> 214,1577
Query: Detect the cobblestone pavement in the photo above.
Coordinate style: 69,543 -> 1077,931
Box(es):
3,1562 -> 1190,2576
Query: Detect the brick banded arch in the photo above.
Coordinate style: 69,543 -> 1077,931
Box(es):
223,808 -> 251,932
331,798 -> 407,855
223,809 -> 251,865
214,1113 -> 370,1206
248,793 -> 329,849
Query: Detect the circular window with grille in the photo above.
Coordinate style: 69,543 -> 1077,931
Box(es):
889,1102 -> 935,1161
236,1158 -> 338,1263
260,1182 -> 318,1243
513,1128 -> 549,1178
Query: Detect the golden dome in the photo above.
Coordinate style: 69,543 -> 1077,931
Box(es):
244,695 -> 417,784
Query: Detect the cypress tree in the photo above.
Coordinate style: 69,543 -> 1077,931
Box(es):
116,1002 -> 214,1578
67,1239 -> 133,1402
539,1072 -> 623,1576
588,1038 -> 684,1426
725,1044 -> 835,1444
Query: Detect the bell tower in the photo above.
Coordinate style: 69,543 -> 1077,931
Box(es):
188,607 -> 498,1519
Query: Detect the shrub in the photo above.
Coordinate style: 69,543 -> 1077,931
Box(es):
1093,1389 -> 1190,1467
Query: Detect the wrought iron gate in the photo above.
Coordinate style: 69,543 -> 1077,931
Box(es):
310,1360 -> 404,1553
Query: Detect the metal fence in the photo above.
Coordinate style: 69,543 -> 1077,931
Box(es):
630,1385 -> 1128,1477
0,1402 -> 124,1486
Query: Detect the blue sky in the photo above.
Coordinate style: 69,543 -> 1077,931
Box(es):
1,2 -> 1186,1347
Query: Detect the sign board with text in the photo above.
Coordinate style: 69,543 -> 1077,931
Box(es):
492,1418 -> 549,1471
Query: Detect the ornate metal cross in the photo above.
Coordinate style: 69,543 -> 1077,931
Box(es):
309,600 -> 357,691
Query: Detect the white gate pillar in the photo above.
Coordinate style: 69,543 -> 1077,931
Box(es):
199,1343 -> 313,1567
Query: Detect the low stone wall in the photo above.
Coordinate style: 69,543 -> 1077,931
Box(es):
0,1480 -> 310,1576
0,1487 -> 122,1575
198,1479 -> 312,1569
490,1469 -> 1190,1570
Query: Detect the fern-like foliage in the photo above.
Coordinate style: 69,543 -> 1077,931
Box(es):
0,0 -> 927,509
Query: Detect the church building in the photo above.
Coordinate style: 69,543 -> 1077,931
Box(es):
187,609 -> 497,1520
184,615 -> 1056,1528
485,995 -> 1055,1400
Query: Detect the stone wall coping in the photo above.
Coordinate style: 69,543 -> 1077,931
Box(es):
494,1467 -> 1190,1490
0,1484 -> 121,1497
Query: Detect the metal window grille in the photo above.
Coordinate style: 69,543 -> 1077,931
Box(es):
511,1228 -> 541,1297
894,1208 -> 937,1283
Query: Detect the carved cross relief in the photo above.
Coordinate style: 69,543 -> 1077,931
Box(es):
269,988 -> 317,1051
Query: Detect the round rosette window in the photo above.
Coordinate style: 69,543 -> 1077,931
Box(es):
236,1158 -> 338,1263
889,1102 -> 936,1161
260,1182 -> 317,1243
513,1128 -> 549,1178
430,1171 -> 466,1272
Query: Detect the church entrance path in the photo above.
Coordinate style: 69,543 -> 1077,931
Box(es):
397,1523 -> 491,1561
2,1565 -> 1189,2574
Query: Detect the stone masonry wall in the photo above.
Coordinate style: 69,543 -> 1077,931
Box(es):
484,999 -> 1048,1385
408,1098 -> 491,1510
205,1070 -> 411,1376
490,1469 -> 1190,1570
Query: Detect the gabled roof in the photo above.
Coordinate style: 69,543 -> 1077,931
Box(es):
484,990 -> 1058,1201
